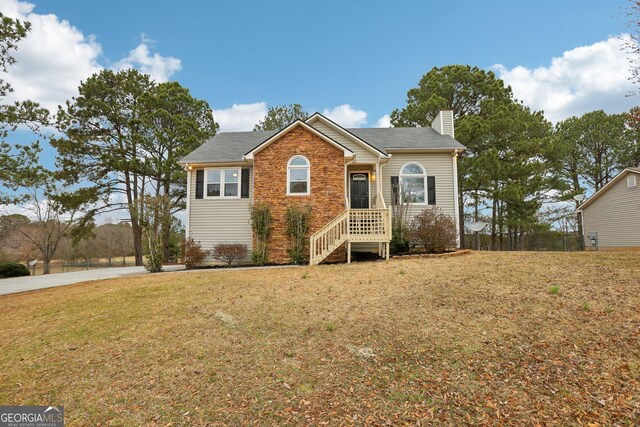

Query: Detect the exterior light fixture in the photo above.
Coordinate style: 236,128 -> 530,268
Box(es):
370,171 -> 376,182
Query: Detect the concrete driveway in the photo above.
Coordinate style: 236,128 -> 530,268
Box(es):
0,265 -> 186,296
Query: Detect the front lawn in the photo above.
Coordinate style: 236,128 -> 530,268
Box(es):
0,252 -> 638,425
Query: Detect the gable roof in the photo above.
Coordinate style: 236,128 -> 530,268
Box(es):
179,117 -> 466,165
305,113 -> 389,158
577,167 -> 640,212
244,119 -> 354,160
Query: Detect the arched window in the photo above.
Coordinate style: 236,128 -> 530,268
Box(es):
287,155 -> 310,195
400,162 -> 426,203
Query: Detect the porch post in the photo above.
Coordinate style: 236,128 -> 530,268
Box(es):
347,241 -> 351,264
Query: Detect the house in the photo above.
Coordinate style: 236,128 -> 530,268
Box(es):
178,111 -> 465,265
577,167 -> 640,250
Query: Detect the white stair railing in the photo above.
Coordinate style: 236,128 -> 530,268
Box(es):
309,207 -> 392,265
309,210 -> 349,265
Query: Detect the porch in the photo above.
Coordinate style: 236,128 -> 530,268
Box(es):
309,162 -> 391,265
309,207 -> 392,265
308,161 -> 392,266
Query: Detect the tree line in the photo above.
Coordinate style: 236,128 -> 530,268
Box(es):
0,13 -> 217,272
252,74 -> 639,250
2,14 -> 639,272
390,65 -> 639,249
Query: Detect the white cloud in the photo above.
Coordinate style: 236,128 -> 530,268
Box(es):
375,114 -> 392,128
0,0 -> 102,113
322,104 -> 368,128
0,0 -> 182,114
493,35 -> 637,123
112,43 -> 181,83
212,102 -> 267,132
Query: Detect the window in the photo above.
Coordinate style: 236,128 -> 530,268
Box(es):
287,156 -> 310,195
400,162 -> 426,204
205,168 -> 240,198
628,175 -> 637,188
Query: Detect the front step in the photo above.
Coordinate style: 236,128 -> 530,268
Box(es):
309,208 -> 392,265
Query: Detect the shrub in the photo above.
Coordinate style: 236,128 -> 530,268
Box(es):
285,204 -> 312,264
390,179 -> 413,254
144,239 -> 164,273
251,203 -> 272,265
181,238 -> 210,269
390,225 -> 410,254
409,207 -> 457,254
0,262 -> 30,278
140,195 -> 168,273
212,243 -> 248,266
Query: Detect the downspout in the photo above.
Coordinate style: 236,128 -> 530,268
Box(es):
452,150 -> 461,247
376,158 -> 381,199
379,156 -> 391,258
344,156 -> 356,209
379,156 -> 390,200
185,164 -> 191,239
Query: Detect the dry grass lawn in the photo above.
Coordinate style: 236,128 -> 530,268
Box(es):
1,251 -> 639,425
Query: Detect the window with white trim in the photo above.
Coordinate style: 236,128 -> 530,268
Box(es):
205,168 -> 240,198
400,162 -> 426,204
287,156 -> 310,195
628,175 -> 637,188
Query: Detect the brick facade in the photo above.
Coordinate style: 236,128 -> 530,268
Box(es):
253,125 -> 346,264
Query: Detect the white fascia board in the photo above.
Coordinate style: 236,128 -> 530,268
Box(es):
306,113 -> 390,158
576,168 -> 640,212
245,120 -> 354,159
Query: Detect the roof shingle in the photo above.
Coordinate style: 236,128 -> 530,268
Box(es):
179,125 -> 465,164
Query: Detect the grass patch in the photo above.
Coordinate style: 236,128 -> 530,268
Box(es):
1,251 -> 639,425
550,285 -> 561,294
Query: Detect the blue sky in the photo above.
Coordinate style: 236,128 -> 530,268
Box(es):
3,0 -> 636,133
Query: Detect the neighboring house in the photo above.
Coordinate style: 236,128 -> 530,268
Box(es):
577,167 -> 640,250
178,111 -> 465,265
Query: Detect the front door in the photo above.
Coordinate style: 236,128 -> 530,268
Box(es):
350,173 -> 369,209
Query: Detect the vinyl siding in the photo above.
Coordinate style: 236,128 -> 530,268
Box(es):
431,111 -> 454,138
381,153 -> 456,220
188,167 -> 253,262
442,120 -> 454,138
311,121 -> 379,164
582,173 -> 640,248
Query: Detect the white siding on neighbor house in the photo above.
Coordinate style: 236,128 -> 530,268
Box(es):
311,121 -> 379,164
381,153 -> 457,220
188,167 -> 253,262
582,174 -> 640,248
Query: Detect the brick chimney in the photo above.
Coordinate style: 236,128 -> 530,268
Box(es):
431,110 -> 455,138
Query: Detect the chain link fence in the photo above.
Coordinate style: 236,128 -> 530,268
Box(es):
463,232 -> 585,251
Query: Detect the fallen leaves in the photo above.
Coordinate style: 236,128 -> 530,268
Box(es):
0,251 -> 639,425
